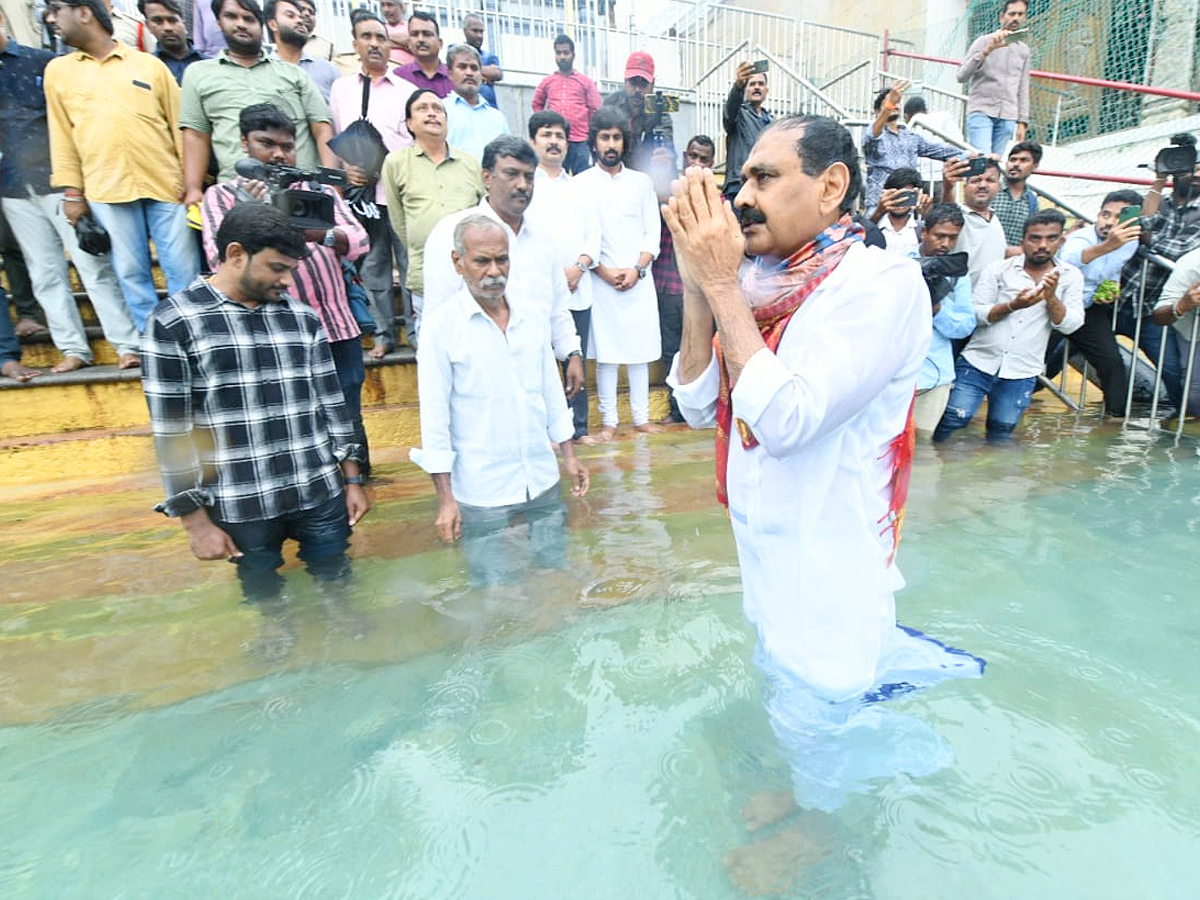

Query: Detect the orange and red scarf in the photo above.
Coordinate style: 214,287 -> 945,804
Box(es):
713,215 -> 916,561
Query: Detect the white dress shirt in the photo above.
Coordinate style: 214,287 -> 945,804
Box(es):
963,255 -> 1085,379
667,243 -> 933,701
879,213 -> 920,256
421,199 -> 582,359
410,287 -> 575,507
526,166 -> 601,312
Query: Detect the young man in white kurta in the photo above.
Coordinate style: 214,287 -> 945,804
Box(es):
575,124 -> 662,437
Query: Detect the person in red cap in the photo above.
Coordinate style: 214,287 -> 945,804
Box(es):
601,50 -> 674,173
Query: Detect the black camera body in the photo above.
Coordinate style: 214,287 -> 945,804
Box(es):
919,252 -> 969,306
1154,134 -> 1198,177
233,158 -> 349,229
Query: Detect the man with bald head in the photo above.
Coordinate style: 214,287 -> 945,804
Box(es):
665,116 -> 983,835
411,214 -> 588,585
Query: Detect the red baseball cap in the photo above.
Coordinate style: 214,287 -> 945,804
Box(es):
624,51 -> 655,82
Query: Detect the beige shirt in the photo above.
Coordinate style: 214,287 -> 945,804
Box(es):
44,41 -> 184,203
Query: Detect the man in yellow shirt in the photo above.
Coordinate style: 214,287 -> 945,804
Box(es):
44,0 -> 199,331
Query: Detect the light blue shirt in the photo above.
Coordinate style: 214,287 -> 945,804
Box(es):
1060,225 -> 1138,308
445,92 -> 510,162
910,250 -> 976,389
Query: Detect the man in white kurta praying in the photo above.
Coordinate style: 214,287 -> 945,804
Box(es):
664,116 -> 984,832
576,107 -> 663,440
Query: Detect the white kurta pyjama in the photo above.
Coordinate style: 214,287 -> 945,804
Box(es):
575,164 -> 661,364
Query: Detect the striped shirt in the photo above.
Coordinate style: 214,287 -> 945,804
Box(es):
200,181 -> 369,342
142,279 -> 365,523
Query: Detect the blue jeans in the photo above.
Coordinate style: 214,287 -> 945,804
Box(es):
565,141 -> 592,175
0,282 -> 21,368
328,337 -> 369,471
966,112 -> 1017,155
565,308 -> 590,438
214,493 -> 352,603
933,357 -> 1036,441
89,199 -> 200,331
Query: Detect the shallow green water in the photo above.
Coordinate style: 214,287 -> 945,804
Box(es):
2,418 -> 1199,899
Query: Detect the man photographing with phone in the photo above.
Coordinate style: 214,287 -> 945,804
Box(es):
957,0 -> 1031,154
722,59 -> 772,200
862,78 -> 965,212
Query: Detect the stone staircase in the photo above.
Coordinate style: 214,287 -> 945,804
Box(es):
1,285 -> 671,487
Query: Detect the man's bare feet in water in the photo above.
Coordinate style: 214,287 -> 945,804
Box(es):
118,352 -> 141,369
367,337 -> 393,359
574,433 -> 599,445
724,826 -> 824,897
594,426 -> 617,442
14,318 -> 47,338
633,422 -> 664,434
1,360 -> 43,382
50,354 -> 89,373
742,789 -> 799,832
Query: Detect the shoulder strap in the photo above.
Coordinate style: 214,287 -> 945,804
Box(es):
360,72 -> 371,120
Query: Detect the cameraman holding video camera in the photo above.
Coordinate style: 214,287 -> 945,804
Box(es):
1114,133 -> 1200,409
200,103 -> 374,470
601,51 -> 674,173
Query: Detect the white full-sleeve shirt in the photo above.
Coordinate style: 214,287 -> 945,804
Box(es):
410,288 -> 575,507
667,242 -> 932,701
421,199 -> 582,360
526,166 -> 602,313
962,256 -> 1085,379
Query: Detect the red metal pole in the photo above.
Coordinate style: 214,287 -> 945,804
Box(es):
884,48 -> 1200,103
1035,168 -> 1161,187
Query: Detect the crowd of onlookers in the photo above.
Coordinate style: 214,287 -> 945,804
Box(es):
2,0 -> 1199,445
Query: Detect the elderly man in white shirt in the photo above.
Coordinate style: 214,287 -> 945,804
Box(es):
934,209 -> 1084,441
575,108 -> 662,441
411,215 -> 589,585
422,135 -> 585,400
665,116 -> 983,826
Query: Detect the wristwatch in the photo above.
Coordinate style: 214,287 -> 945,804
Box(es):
322,228 -> 336,247
567,350 -> 582,360
635,264 -> 648,280
344,475 -> 365,485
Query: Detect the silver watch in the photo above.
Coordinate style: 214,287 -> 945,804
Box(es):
322,228 -> 336,247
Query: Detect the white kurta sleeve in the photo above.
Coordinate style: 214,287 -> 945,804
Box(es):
640,175 -> 662,259
420,216 -> 465,319
548,261 -> 582,359
408,310 -> 457,474
730,263 -> 929,457
667,346 -> 719,429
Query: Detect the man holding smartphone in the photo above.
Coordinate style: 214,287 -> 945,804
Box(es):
862,79 -> 964,211
934,209 -> 1083,441
722,59 -> 772,200
869,167 -> 929,256
957,0 -> 1030,154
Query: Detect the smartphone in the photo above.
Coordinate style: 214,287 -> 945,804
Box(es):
896,189 -> 919,208
1005,28 -> 1029,44
1118,204 -> 1141,223
748,59 -> 769,75
966,157 -> 989,177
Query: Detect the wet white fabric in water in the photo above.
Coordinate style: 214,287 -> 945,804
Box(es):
758,627 -> 985,812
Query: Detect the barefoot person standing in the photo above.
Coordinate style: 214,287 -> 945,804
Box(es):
664,116 -> 984,872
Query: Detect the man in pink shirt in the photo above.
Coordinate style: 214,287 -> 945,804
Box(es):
531,33 -> 601,174
378,0 -> 412,65
330,10 -> 415,356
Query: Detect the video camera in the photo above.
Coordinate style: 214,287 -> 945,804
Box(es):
643,91 -> 681,116
1153,133 -> 1197,178
919,252 -> 969,307
233,158 -> 349,229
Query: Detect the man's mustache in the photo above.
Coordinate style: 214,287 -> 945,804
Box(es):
739,206 -> 767,227
479,275 -> 506,290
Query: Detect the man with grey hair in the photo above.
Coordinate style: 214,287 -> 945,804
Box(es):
411,214 -> 588,585
445,42 -> 509,160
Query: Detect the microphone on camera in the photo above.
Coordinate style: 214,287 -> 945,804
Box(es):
234,158 -> 272,181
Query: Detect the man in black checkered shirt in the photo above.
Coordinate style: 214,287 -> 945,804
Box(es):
142,202 -> 371,604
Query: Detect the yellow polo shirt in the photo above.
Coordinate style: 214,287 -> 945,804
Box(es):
44,41 -> 184,203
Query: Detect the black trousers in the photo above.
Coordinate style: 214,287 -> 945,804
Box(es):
1044,303 -> 1128,416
